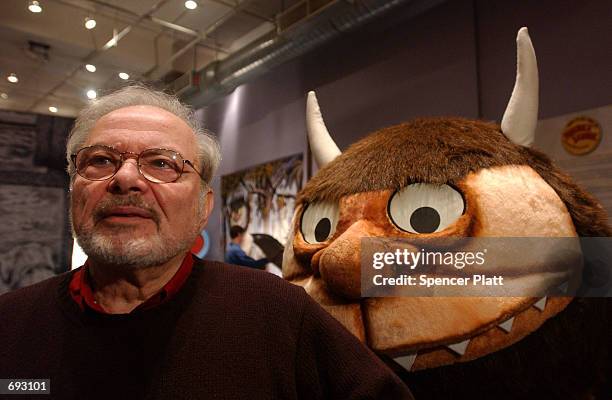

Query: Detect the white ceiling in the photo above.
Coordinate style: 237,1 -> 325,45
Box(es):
0,0 -> 297,117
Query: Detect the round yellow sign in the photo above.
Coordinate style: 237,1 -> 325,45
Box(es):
561,116 -> 602,155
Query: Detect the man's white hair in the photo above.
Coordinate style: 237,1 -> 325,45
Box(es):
65,84 -> 221,185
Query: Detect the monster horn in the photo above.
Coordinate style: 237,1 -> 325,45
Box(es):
501,27 -> 539,147
306,91 -> 342,167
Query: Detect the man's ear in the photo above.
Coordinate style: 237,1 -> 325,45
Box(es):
198,188 -> 215,231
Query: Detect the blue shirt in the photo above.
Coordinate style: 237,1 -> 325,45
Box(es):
225,243 -> 268,269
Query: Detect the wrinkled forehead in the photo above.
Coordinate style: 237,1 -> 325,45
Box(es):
85,105 -> 197,160
298,118 -> 531,205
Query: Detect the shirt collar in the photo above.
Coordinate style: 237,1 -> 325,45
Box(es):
69,253 -> 194,314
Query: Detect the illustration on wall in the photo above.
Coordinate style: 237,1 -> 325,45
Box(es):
0,110 -> 73,294
221,154 -> 303,273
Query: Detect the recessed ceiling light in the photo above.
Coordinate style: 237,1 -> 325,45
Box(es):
118,72 -> 130,80
7,73 -> 18,83
0,93 -> 8,99
84,17 -> 97,30
49,106 -> 58,113
28,1 -> 42,13
85,64 -> 96,72
184,1 -> 198,10
86,89 -> 97,99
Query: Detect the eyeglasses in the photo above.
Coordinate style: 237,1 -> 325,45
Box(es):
71,145 -> 204,184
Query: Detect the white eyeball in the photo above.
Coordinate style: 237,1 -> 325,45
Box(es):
388,183 -> 464,234
300,202 -> 340,244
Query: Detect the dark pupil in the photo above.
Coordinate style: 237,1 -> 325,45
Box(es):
314,218 -> 331,242
410,207 -> 440,233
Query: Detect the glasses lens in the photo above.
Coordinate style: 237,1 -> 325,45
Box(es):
75,146 -> 120,180
139,149 -> 183,183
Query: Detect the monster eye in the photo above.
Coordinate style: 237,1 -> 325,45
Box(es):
388,183 -> 464,234
300,202 -> 340,244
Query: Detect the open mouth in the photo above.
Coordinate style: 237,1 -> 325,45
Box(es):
297,273 -> 572,372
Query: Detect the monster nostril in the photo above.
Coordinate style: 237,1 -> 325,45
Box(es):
311,250 -> 324,277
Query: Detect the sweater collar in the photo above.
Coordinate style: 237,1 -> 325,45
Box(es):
68,254 -> 194,314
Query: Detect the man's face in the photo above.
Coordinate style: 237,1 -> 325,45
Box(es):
70,105 -> 213,268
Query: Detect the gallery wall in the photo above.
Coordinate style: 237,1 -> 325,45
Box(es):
201,0 -> 612,261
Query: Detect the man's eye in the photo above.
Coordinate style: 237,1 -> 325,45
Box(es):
300,202 -> 340,244
149,159 -> 175,169
388,183 -> 465,234
88,155 -> 113,166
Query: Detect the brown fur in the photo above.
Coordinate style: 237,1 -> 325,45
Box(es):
299,118 -> 527,202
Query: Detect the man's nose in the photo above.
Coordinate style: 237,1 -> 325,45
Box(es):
108,159 -> 149,194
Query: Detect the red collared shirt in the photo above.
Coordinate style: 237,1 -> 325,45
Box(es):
69,254 -> 194,313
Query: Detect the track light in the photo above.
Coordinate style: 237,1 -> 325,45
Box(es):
28,1 -> 42,13
85,17 -> 96,30
48,106 -> 58,113
85,64 -> 96,72
118,72 -> 129,80
86,89 -> 97,99
7,73 -> 18,83
185,1 -> 198,10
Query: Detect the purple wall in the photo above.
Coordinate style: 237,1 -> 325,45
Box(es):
476,0 -> 612,120
202,0 -> 612,261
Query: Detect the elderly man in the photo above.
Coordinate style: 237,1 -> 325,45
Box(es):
0,86 -> 412,399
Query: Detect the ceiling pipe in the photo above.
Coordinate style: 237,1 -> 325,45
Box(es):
144,0 -> 256,79
182,0 -> 446,107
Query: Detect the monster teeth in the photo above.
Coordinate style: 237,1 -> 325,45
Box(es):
394,354 -> 417,371
533,297 -> 547,311
498,317 -> 515,333
447,339 -> 470,356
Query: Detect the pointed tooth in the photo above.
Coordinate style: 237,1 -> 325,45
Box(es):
447,339 -> 470,356
394,354 -> 417,371
533,297 -> 547,311
498,317 -> 515,333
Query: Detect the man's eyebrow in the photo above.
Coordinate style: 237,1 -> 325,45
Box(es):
84,143 -> 185,154
84,143 -> 120,150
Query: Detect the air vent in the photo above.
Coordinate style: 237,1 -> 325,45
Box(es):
169,70 -> 200,96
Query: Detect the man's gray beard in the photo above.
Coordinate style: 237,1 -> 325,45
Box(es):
75,227 -> 195,269
70,192 -> 204,269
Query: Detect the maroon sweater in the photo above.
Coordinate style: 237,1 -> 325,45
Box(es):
0,259 -> 413,400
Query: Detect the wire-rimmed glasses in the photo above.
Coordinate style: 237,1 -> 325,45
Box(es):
71,145 -> 204,184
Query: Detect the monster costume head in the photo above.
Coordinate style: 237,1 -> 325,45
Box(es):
283,28 -> 611,398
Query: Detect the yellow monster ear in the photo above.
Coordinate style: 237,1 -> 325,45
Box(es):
501,27 -> 539,147
306,91 -> 341,168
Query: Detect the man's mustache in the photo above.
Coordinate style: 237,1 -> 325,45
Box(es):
93,194 -> 161,226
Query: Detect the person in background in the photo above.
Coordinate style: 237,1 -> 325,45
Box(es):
225,225 -> 269,269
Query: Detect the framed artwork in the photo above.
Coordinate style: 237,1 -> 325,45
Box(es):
221,154 -> 303,273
